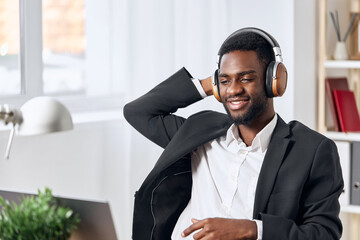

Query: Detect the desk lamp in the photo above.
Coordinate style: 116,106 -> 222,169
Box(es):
0,96 -> 73,159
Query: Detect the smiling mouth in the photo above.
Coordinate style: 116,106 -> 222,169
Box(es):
226,98 -> 249,110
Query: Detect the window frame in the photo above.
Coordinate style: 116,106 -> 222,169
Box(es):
0,0 -> 124,113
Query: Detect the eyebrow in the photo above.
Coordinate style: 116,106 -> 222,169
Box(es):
218,70 -> 257,78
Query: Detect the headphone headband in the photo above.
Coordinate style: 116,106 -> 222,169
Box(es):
218,27 -> 283,62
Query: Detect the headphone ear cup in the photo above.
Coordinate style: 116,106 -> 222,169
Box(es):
273,62 -> 287,97
265,61 -> 288,97
212,70 -> 222,102
265,61 -> 275,98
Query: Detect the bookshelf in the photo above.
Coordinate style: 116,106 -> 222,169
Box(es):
318,0 -> 360,238
324,60 -> 360,68
318,0 -> 360,133
325,131 -> 360,141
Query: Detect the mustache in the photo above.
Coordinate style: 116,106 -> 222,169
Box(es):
224,94 -> 250,102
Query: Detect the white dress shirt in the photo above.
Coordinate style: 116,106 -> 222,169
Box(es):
170,79 -> 278,239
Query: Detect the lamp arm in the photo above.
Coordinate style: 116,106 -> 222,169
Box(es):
4,127 -> 15,160
0,104 -> 23,160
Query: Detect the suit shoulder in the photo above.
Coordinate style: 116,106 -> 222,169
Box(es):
186,110 -> 232,129
287,120 -> 331,143
188,110 -> 231,123
188,110 -> 228,120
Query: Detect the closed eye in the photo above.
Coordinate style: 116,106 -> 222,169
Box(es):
219,79 -> 231,85
240,78 -> 255,83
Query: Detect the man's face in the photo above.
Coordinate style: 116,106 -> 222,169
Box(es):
218,50 -> 270,125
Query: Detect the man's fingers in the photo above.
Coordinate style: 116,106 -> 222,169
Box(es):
182,219 -> 204,237
193,228 -> 207,239
191,218 -> 199,223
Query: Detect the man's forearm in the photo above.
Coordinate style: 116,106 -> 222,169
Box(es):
123,67 -> 205,148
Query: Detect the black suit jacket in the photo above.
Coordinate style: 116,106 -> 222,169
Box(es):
124,68 -> 343,240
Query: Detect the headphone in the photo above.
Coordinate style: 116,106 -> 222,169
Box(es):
212,27 -> 288,101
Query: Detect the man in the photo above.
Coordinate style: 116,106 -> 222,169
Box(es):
124,27 -> 343,239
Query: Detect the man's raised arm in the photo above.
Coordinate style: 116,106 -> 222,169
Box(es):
123,67 -> 212,148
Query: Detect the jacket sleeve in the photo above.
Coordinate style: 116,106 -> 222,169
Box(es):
123,67 -> 203,149
261,138 -> 343,240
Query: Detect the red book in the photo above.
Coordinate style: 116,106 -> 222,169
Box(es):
333,90 -> 360,132
325,78 -> 349,131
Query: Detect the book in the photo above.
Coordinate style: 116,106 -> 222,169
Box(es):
333,90 -> 360,132
325,78 -> 349,131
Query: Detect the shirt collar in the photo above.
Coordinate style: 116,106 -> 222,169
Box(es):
225,114 -> 278,153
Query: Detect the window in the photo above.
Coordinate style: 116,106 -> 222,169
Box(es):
0,0 -> 123,113
42,0 -> 86,95
0,0 -> 20,95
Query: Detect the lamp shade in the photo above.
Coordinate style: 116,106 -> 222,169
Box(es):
17,96 -> 73,136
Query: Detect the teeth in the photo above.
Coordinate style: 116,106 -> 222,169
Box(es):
231,101 -> 242,104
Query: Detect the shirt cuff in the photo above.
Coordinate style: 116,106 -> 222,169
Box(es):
191,78 -> 207,98
254,219 -> 263,240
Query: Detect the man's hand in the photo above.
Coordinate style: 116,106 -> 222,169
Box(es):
200,76 -> 214,96
181,218 -> 257,240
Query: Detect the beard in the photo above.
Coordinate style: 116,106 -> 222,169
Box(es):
223,93 -> 268,125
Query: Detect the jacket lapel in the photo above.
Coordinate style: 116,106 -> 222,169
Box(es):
252,116 -> 290,218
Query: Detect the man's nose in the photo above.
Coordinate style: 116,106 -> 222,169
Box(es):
228,79 -> 244,96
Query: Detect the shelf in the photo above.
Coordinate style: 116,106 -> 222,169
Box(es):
341,205 -> 360,214
325,131 -> 360,141
324,60 -> 360,69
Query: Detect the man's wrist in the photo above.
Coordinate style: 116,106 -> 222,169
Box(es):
191,78 -> 207,98
253,219 -> 263,240
234,219 -> 258,240
246,220 -> 258,240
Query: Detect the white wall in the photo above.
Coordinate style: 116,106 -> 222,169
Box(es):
0,0 -> 317,239
294,0 -> 317,128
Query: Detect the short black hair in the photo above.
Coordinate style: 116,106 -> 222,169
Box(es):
218,32 -> 274,68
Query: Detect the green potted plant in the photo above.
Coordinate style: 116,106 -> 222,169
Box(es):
0,187 -> 80,240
